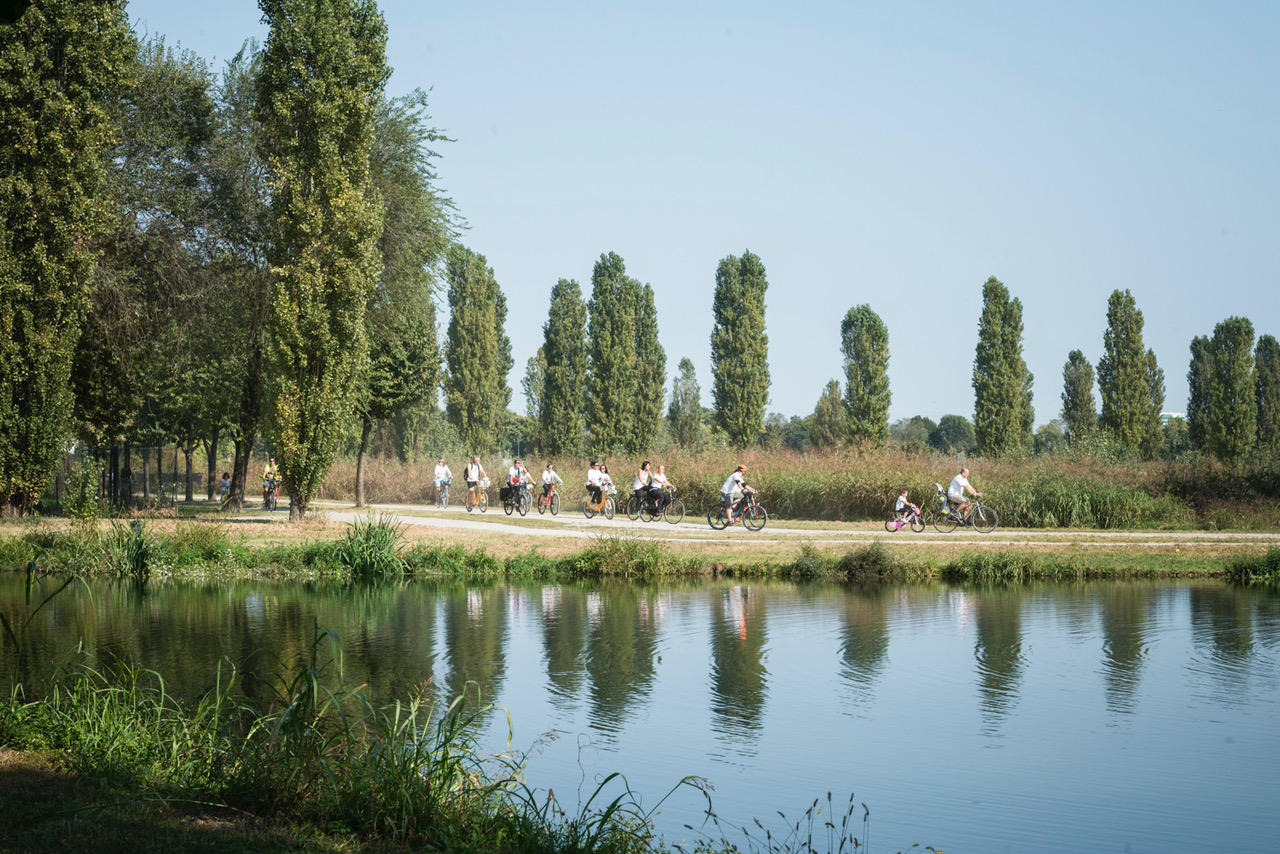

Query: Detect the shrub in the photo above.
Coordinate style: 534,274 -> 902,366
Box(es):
333,514 -> 408,581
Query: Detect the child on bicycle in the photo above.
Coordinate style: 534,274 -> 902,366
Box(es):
893,487 -> 919,526
219,472 -> 231,503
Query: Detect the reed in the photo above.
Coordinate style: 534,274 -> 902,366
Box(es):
333,514 -> 409,581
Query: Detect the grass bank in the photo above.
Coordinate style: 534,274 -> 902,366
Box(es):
318,447 -> 1280,530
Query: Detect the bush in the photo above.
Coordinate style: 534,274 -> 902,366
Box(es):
333,514 -> 408,581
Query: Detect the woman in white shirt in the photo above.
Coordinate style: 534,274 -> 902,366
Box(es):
586,461 -> 603,504
433,458 -> 452,505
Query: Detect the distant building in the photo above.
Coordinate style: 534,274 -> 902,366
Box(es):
1160,412 -> 1186,425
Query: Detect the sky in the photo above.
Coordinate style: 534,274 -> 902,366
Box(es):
128,0 -> 1280,425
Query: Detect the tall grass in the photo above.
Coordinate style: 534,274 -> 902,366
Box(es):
333,514 -> 409,580
320,446 -> 1233,529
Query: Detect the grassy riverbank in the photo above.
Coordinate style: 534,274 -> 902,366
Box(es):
1,515 -> 1275,581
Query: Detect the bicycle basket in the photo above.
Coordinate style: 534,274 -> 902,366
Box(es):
479,477 -> 491,488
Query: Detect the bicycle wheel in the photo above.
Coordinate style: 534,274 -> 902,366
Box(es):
971,504 -> 999,533
743,505 -> 767,531
478,492 -> 488,513
885,515 -> 902,532
583,495 -> 596,518
465,490 -> 475,512
934,508 -> 958,533
707,506 -> 728,530
664,498 -> 684,525
503,495 -> 514,515
440,485 -> 449,508
910,513 -> 926,533
550,493 -> 560,516
640,499 -> 658,523
518,491 -> 531,516
603,496 -> 615,520
625,495 -> 640,521
537,492 -> 547,514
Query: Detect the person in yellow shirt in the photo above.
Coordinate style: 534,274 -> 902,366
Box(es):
262,457 -> 279,507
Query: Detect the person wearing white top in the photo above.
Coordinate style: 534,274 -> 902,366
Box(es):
631,461 -> 652,493
947,467 -> 980,520
433,458 -> 452,504
541,463 -> 562,499
586,461 -> 603,504
464,456 -> 487,502
508,459 -> 530,485
720,464 -> 753,524
650,464 -> 674,511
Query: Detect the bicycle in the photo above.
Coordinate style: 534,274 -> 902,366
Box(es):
502,481 -> 532,516
886,503 -> 927,533
707,489 -> 767,531
537,484 -> 561,515
436,478 -> 451,509
262,475 -> 280,512
625,486 -> 684,524
932,490 -> 999,534
464,478 -> 489,513
582,483 -> 616,520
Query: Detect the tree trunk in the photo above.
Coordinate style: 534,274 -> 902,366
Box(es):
355,415 -> 372,508
290,495 -> 306,521
142,449 -> 150,500
121,444 -> 133,507
109,445 -> 120,506
204,428 -> 220,501
229,435 -> 253,513
171,444 -> 179,502
156,446 -> 163,498
183,442 -> 196,502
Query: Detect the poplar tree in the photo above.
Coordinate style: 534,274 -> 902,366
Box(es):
257,0 -> 389,518
1255,334 -> 1280,455
972,277 -> 1033,456
1140,349 -> 1165,461
0,0 -> 132,513
631,283 -> 666,452
810,380 -> 847,449
710,250 -> 770,447
840,304 -> 891,446
1060,350 -> 1096,442
1186,335 -> 1211,452
667,357 -> 702,450
521,347 -> 546,452
586,252 -> 638,454
1204,316 -> 1256,463
1096,289 -> 1150,453
539,279 -> 587,456
443,246 -> 511,452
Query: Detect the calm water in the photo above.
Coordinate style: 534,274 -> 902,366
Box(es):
2,574 -> 1279,853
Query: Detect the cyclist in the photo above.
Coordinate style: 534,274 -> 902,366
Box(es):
262,457 -> 279,507
720,464 -> 755,525
508,458 -> 532,503
433,457 -> 453,505
893,487 -> 919,526
586,461 -> 604,507
947,467 -> 981,523
541,462 -> 562,503
632,460 -> 664,512
599,464 -> 615,491
219,471 -> 231,504
651,464 -> 675,512
464,456 -> 487,502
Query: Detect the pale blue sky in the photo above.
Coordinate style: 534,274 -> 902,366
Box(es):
130,0 -> 1279,425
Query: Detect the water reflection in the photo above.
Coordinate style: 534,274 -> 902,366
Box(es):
708,584 -> 769,742
971,585 -> 1025,731
584,583 -> 661,737
540,584 -> 589,708
1097,583 -> 1155,713
442,585 -> 508,706
837,584 -> 890,705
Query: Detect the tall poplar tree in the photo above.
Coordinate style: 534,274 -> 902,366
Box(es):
1060,350 -> 1096,442
443,246 -> 511,452
586,252 -> 638,454
1186,334 -> 1211,452
539,279 -> 587,456
631,283 -> 666,452
1255,334 -> 1280,455
972,277 -> 1033,457
811,380 -> 847,449
1096,289 -> 1151,453
1140,348 -> 1165,461
709,250 -> 770,447
1204,316 -> 1256,463
0,0 -> 132,513
257,0 -> 389,518
840,304 -> 891,446
667,357 -> 702,450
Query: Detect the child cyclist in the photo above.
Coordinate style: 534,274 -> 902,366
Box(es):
892,486 -> 919,529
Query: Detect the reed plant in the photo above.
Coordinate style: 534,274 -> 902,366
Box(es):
333,514 -> 409,581
100,521 -> 170,581
1223,547 -> 1280,582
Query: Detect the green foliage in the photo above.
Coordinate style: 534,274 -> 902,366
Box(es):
667,357 -> 703,450
1203,316 -> 1256,463
1187,334 -> 1211,452
631,283 -> 667,453
443,245 -> 512,452
972,277 -> 1033,457
929,413 -> 976,455
257,0 -> 389,518
521,346 -> 547,450
540,279 -> 588,456
64,458 -> 105,525
890,415 -> 936,445
1224,547 -> 1280,582
1097,289 -> 1155,454
333,513 -> 408,580
586,252 -> 639,454
100,520 -> 170,580
1060,349 -> 1096,442
1140,348 -> 1166,460
810,380 -> 846,449
1034,420 -> 1067,455
1160,415 -> 1194,461
0,0 -> 133,513
1254,334 -> 1280,455
710,250 -> 771,447
840,304 -> 891,445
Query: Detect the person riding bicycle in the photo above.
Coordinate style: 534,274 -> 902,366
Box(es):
893,487 -> 919,525
632,461 -> 665,512
586,461 -> 604,506
219,471 -> 231,503
508,458 -> 532,502
262,457 -> 279,507
599,464 -> 615,492
651,464 -> 675,512
720,464 -> 755,525
541,462 -> 562,500
433,458 -> 453,505
464,456 -> 487,500
948,467 -> 981,522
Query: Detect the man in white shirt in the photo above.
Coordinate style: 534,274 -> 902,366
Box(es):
948,467 -> 980,520
720,464 -> 752,524
433,458 -> 452,505
464,456 -> 487,502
